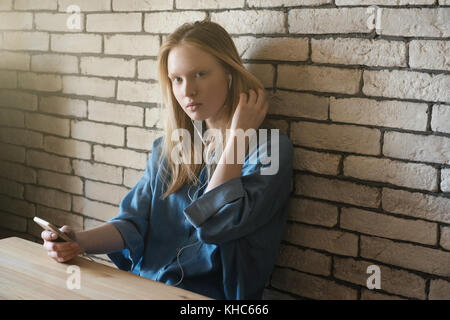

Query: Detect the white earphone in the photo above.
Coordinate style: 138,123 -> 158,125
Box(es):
192,119 -> 206,147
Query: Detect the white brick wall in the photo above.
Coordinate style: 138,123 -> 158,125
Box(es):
0,52 -> 30,71
93,145 -> 147,170
57,0 -> 111,12
379,9 -> 450,37
311,38 -> 406,67
87,100 -> 143,126
363,69 -> 450,102
0,0 -> 448,301
145,11 -> 207,33
51,34 -> 102,53
62,75 -> 115,98
86,13 -> 142,33
431,105 -> 450,134
85,180 -> 129,205
330,98 -> 428,131
1,127 -> 43,148
289,8 -> 370,34
382,188 -> 450,224
15,0 -> 57,10
25,113 -> 70,137
340,207 -> 437,245
104,34 -> 159,56
113,0 -> 172,11
72,159 -> 122,185
0,90 -> 37,111
71,120 -> 124,146
0,0 -> 12,10
212,10 -> 285,34
336,0 -> 434,4
384,132 -> 450,164
343,156 -> 438,191
0,12 -> 33,30
117,80 -> 161,103
44,136 -> 91,160
442,169 -> 450,192
361,236 -> 450,277
293,148 -> 340,175
296,174 -> 381,208
35,13 -> 85,32
18,72 -> 61,92
279,65 -> 361,94
80,56 -> 135,78
291,122 -> 381,155
27,150 -> 71,174
409,40 -> 450,71
288,198 -> 338,227
268,91 -> 328,119
234,36 -> 309,61
40,96 -> 87,118
3,32 -> 49,51
37,170 -> 83,195
31,54 -> 78,74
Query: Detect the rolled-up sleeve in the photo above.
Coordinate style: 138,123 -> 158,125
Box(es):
183,134 -> 293,244
184,177 -> 245,228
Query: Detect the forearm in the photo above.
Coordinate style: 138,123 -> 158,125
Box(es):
75,223 -> 125,254
204,132 -> 249,194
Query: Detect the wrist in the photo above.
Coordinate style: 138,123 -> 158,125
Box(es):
74,231 -> 88,253
226,131 -> 249,163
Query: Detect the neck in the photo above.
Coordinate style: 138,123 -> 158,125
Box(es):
205,103 -> 230,133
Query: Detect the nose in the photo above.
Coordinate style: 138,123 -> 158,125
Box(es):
183,79 -> 197,97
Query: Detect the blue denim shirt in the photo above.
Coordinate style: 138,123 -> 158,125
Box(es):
107,130 -> 293,300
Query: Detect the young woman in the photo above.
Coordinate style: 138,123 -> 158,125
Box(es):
41,19 -> 293,300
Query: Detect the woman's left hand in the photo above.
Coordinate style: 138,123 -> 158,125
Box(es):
229,88 -> 269,133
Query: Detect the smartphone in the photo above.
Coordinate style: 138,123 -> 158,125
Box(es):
33,216 -> 73,242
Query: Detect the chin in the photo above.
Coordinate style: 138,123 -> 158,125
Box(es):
187,113 -> 205,122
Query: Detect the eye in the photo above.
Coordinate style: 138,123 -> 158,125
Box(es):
171,72 -> 205,83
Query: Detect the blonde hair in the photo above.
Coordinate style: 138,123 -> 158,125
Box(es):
156,18 -> 275,199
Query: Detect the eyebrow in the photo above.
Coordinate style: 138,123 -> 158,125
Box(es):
168,68 -> 203,78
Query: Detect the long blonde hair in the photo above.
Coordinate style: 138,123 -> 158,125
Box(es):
156,18 -> 270,199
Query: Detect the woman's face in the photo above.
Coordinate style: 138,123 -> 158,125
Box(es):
167,44 -> 230,125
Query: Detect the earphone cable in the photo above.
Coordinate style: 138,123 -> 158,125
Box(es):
173,240 -> 201,287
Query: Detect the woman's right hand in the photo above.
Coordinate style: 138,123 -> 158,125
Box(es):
229,88 -> 269,133
41,225 -> 82,263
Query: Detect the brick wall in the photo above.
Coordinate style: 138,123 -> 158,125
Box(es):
0,0 -> 448,300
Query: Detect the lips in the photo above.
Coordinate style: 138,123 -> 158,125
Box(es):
186,103 -> 202,111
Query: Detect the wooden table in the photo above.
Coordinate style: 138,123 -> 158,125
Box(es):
0,237 -> 211,300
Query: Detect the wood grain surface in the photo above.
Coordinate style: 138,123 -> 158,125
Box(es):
0,237 -> 211,300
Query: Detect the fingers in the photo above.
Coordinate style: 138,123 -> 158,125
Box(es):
242,89 -> 266,106
248,89 -> 257,105
47,247 -> 79,262
240,92 -> 248,105
59,225 -> 75,240
41,230 -> 55,241
41,224 -> 80,263
44,240 -> 80,263
43,239 -> 76,252
41,225 -> 72,241
60,225 -> 72,234
255,88 -> 265,105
